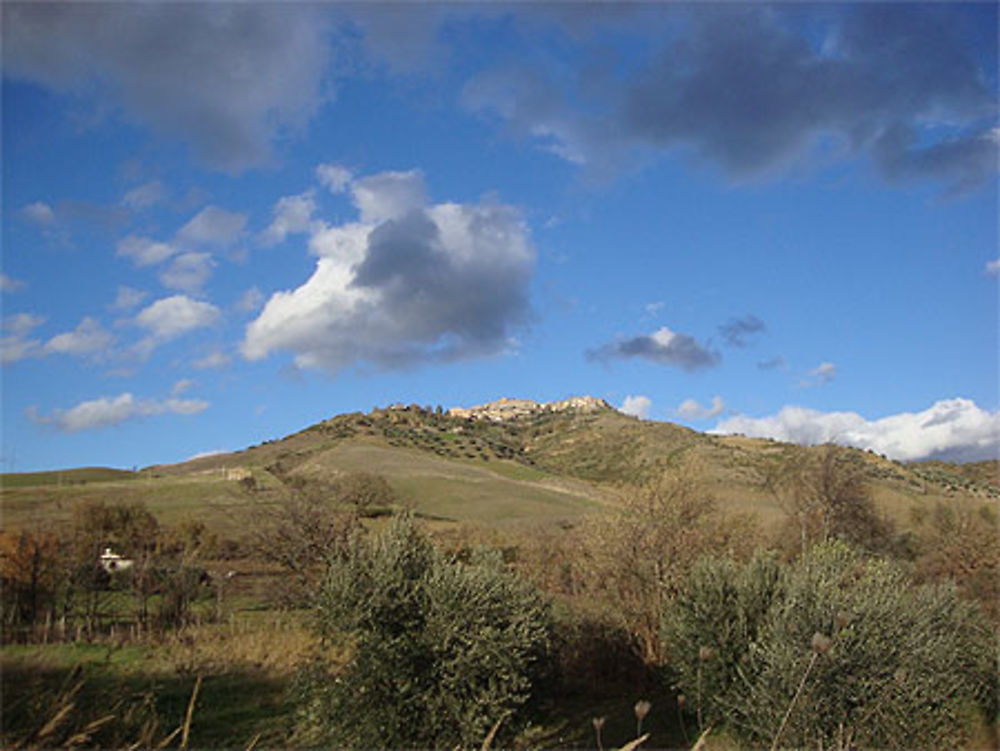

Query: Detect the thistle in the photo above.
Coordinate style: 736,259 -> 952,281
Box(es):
634,699 -> 652,737
592,716 -> 606,751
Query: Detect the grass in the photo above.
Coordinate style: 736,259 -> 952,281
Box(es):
0,467 -> 139,489
1,614 -> 336,750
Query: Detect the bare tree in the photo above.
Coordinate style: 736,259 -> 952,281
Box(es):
764,444 -> 891,555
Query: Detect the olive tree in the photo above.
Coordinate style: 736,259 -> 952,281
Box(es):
295,514 -> 552,749
663,542 -> 996,749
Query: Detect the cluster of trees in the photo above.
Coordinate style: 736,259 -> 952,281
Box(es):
4,448 -> 996,748
288,449 -> 997,748
0,501 -> 215,641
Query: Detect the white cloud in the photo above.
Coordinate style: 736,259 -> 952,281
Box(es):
350,169 -> 427,223
712,398 -> 1000,462
0,273 -> 25,293
235,286 -> 265,314
621,394 -> 652,419
243,167 -> 535,373
44,317 -> 113,357
117,234 -> 177,267
171,378 -> 195,396
800,361 -> 837,387
643,301 -> 664,317
29,391 -> 210,432
122,180 -> 165,210
677,395 -> 725,420
111,285 -> 147,311
985,258 -> 1000,277
317,163 -> 353,193
21,201 -> 55,225
3,313 -> 45,337
1,313 -> 45,364
159,252 -> 214,293
135,295 -> 220,342
259,191 -> 316,246
193,350 -> 231,370
177,205 -> 247,248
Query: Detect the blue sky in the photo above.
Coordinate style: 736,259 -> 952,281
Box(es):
2,2 -> 997,471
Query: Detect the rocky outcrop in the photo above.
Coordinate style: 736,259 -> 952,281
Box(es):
448,396 -> 611,422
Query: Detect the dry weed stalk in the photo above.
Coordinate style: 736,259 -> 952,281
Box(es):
768,632 -> 831,751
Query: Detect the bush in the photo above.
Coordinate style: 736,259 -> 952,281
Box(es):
296,514 -> 552,749
663,542 -> 996,749
661,552 -> 783,728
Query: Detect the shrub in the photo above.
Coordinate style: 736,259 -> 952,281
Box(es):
296,514 -> 552,749
661,552 -> 783,728
663,542 -> 997,749
577,468 -> 759,664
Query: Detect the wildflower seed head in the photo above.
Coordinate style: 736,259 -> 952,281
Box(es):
894,668 -> 908,683
835,610 -> 850,631
592,716 -> 606,730
634,699 -> 652,720
811,632 -> 832,655
698,645 -> 714,661
676,693 -> 687,709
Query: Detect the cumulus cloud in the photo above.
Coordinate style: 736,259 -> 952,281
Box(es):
351,170 -> 428,223
587,326 -> 720,372
21,201 -> 55,225
316,163 -> 353,193
0,273 -> 25,293
111,286 -> 147,311
985,258 -> 1000,277
260,192 -> 316,246
135,295 -> 220,344
176,206 -> 247,249
243,167 -> 535,372
159,252 -> 214,294
29,391 -> 209,432
44,317 -> 113,357
0,313 -> 45,364
117,235 -> 177,267
465,4 -> 997,193
677,395 -> 725,420
718,314 -> 765,348
621,394 -> 652,419
712,398 -> 1000,463
122,180 -> 165,210
3,3 -> 332,171
235,287 -> 265,314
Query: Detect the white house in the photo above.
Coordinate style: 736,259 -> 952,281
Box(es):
99,547 -> 134,573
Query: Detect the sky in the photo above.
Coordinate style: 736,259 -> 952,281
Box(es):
2,2 -> 998,472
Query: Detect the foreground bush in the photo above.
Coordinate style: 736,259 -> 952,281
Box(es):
295,514 -> 552,749
664,542 -> 996,749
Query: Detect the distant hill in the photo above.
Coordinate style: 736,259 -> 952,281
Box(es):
2,397 -> 996,533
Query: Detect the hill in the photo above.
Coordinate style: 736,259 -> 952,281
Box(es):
2,397 -> 996,534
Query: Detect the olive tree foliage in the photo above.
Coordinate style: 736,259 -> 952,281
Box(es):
662,542 -> 997,749
295,514 -> 553,750
661,552 -> 784,726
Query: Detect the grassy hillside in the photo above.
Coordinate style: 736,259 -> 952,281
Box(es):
2,401 -> 996,536
0,467 -> 139,489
